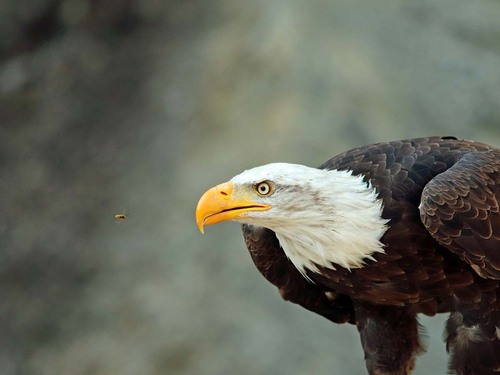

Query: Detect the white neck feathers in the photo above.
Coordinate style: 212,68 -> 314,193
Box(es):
266,167 -> 389,278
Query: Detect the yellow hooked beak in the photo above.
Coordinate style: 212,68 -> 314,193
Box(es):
196,181 -> 271,234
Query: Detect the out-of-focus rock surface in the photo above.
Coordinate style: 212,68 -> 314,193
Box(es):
1,1 -> 499,374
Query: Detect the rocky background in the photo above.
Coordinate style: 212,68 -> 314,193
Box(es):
1,1 -> 500,374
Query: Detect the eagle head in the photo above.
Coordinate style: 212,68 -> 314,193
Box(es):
196,163 -> 389,275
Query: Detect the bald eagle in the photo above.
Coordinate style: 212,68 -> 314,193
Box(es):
196,136 -> 500,375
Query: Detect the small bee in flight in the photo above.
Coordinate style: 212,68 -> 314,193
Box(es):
114,212 -> 128,222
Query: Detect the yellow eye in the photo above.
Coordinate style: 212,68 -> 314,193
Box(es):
255,181 -> 273,196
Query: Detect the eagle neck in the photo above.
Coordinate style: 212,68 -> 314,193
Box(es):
271,169 -> 389,279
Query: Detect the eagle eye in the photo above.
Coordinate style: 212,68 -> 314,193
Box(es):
255,181 -> 274,196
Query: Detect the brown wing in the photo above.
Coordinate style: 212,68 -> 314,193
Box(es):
420,150 -> 500,279
242,224 -> 355,324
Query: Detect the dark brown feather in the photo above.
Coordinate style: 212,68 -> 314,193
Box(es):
242,224 -> 355,324
420,150 -> 500,279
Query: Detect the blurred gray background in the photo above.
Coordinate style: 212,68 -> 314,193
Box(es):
1,1 -> 500,374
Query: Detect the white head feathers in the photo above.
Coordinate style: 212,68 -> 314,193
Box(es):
231,163 -> 389,278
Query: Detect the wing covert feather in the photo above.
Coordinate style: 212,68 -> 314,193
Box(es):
420,150 -> 500,279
